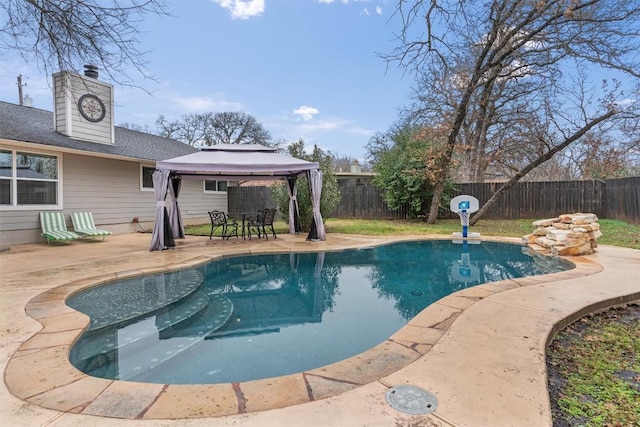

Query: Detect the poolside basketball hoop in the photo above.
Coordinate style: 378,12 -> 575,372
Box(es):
450,195 -> 481,240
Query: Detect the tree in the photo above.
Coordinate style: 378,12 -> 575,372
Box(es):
271,139 -> 340,231
156,111 -> 273,147
1,0 -> 168,86
388,0 -> 640,223
560,132 -> 639,180
367,123 -> 454,218
118,122 -> 154,134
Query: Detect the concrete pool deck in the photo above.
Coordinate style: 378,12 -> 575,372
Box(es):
1,232 -> 638,426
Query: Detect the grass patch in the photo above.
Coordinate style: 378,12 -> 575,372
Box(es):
323,218 -> 535,237
547,307 -> 640,426
597,219 -> 640,249
185,217 -> 640,249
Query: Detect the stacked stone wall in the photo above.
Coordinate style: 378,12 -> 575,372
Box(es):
522,213 -> 602,256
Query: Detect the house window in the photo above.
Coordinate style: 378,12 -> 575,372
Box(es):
204,180 -> 228,193
141,166 -> 155,190
0,149 -> 59,207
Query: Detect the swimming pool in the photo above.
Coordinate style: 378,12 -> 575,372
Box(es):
67,240 -> 573,384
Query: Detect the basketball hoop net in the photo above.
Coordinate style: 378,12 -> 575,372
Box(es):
457,210 -> 469,227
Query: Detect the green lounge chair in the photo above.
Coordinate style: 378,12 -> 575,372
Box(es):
40,212 -> 81,243
71,212 -> 112,240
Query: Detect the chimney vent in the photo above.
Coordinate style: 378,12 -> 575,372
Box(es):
84,65 -> 99,79
350,160 -> 362,174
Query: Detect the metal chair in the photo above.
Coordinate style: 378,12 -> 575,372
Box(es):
261,208 -> 277,240
245,209 -> 266,240
246,208 -> 277,240
208,210 -> 238,239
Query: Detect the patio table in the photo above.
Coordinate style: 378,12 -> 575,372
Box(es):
228,212 -> 251,239
229,211 -> 267,240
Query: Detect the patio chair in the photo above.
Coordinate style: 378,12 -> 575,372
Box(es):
261,208 -> 277,240
71,212 -> 112,240
208,210 -> 238,239
245,209 -> 266,240
39,212 -> 81,243
246,208 -> 277,240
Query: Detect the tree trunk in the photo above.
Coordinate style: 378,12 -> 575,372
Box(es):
426,179 -> 445,223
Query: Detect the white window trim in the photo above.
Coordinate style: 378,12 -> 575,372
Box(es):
140,164 -> 156,192
0,146 -> 63,211
203,179 -> 228,194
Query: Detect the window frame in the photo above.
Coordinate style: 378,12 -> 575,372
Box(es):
203,179 -> 228,193
0,147 -> 62,210
140,164 -> 156,192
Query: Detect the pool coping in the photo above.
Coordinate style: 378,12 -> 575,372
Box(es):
3,235 -> 611,420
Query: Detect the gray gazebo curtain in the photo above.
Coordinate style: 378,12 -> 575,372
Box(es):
149,169 -> 175,251
286,176 -> 301,233
168,175 -> 185,239
306,169 -> 326,241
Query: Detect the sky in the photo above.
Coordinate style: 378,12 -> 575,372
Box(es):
0,0 -> 415,161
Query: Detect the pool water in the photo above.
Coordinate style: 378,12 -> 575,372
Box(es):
67,240 -> 573,384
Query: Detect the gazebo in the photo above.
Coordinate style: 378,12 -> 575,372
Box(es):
149,144 -> 326,251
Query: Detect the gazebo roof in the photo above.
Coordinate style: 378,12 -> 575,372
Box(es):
156,144 -> 319,180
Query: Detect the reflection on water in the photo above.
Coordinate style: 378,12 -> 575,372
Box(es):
68,241 -> 573,384
449,240 -> 481,286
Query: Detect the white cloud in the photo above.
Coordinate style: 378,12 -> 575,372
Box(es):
317,0 -> 385,15
293,105 -> 320,120
317,0 -> 382,5
616,97 -> 636,107
265,110 -> 373,141
212,0 -> 265,20
173,95 -> 243,112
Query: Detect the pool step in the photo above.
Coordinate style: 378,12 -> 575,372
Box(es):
71,293 -> 234,380
71,289 -> 210,368
159,293 -> 235,339
67,269 -> 205,331
124,295 -> 235,382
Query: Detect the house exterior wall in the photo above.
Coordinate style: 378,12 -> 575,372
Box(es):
0,149 -> 226,246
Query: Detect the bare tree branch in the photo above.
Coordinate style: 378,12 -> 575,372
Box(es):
0,0 -> 170,88
156,111 -> 274,148
470,109 -> 616,224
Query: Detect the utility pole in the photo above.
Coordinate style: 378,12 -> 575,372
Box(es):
17,75 -> 26,106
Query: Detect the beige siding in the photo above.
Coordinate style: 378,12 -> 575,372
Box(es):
68,77 -> 113,145
53,73 -> 69,134
53,72 -> 114,145
0,152 -> 226,246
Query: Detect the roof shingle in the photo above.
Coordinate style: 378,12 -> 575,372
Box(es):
0,101 -> 196,161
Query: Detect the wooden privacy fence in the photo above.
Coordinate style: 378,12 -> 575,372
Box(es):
228,186 -> 276,216
603,176 -> 640,224
442,180 -> 608,220
330,184 -> 409,219
229,177 -> 640,224
449,178 -> 639,223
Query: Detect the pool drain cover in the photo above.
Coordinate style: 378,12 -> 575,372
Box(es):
385,385 -> 438,415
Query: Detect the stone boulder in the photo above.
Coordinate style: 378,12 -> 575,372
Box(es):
523,212 -> 601,256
